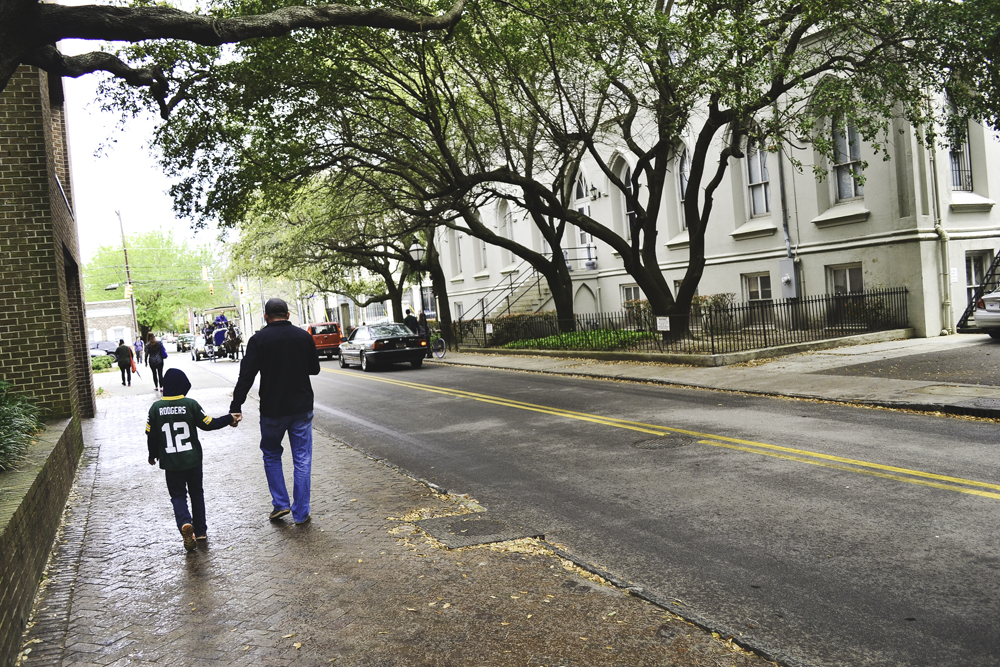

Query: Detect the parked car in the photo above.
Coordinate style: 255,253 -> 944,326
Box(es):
305,322 -> 343,359
88,341 -> 118,358
976,290 -> 1000,339
177,333 -> 194,351
190,335 -> 210,361
338,323 -> 428,372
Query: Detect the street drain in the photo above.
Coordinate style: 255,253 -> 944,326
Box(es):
631,437 -> 690,450
416,514 -> 544,549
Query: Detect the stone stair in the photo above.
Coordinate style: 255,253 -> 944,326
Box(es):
489,276 -> 552,316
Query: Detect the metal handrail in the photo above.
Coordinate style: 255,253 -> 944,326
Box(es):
957,252 -> 1000,331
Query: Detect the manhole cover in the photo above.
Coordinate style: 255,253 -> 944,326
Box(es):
416,514 -> 543,549
631,437 -> 689,450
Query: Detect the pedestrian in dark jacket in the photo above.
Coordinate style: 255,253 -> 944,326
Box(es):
146,333 -> 168,393
230,298 -> 320,525
115,339 -> 133,386
403,308 -> 418,333
146,368 -> 237,551
417,312 -> 431,358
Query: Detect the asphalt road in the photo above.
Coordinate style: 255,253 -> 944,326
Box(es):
194,355 -> 1000,667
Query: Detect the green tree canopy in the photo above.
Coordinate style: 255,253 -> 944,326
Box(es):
83,230 -> 217,335
103,0 -> 1000,324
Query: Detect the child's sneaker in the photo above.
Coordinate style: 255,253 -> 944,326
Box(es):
181,523 -> 196,551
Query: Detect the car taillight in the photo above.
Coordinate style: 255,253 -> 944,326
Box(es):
978,299 -> 986,309
420,340 -> 427,347
372,340 -> 385,350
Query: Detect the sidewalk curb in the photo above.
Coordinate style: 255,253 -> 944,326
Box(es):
544,545 -> 814,667
314,423 -> 815,667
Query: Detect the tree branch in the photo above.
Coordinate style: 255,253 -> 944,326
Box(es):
7,0 -> 464,102
36,1 -> 466,44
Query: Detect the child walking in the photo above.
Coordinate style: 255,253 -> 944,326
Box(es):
145,368 -> 238,551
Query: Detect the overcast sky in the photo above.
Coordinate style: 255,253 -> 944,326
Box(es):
61,40 -> 219,264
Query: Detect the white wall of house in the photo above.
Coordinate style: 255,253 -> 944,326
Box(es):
436,105 -> 1000,339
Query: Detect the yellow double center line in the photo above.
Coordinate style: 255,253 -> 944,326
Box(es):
323,368 -> 1000,501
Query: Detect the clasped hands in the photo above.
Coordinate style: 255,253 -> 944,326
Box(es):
230,412 -> 243,427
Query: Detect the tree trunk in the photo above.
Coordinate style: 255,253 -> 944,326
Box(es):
426,244 -> 455,348
537,259 -> 576,332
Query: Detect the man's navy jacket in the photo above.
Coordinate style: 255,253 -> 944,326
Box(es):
230,320 -> 320,417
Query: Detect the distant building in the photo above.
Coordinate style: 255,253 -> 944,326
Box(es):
85,299 -> 134,343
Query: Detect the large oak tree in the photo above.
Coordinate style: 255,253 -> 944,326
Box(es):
101,0 -> 1000,325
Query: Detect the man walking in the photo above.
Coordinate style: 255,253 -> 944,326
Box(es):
230,298 -> 320,525
403,308 -> 418,333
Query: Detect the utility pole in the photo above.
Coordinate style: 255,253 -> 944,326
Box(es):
116,211 -> 140,340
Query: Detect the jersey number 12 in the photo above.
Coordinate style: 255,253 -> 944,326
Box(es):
161,422 -> 193,453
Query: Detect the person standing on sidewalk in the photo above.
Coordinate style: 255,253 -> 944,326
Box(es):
230,298 -> 320,525
115,339 -> 133,386
146,333 -> 167,392
403,308 -> 418,333
146,368 -> 236,552
134,336 -> 145,367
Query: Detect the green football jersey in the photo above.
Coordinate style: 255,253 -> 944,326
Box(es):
145,396 -> 230,471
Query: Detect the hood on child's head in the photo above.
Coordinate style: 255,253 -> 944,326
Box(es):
162,369 -> 191,397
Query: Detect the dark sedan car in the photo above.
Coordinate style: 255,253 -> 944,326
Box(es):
338,323 -> 428,372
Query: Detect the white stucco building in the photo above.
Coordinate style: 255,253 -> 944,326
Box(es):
432,113 -> 999,339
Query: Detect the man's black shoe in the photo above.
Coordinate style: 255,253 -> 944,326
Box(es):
269,508 -> 291,521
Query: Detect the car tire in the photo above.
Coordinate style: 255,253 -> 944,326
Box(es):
410,359 -> 423,369
989,331 -> 1000,340
339,352 -> 349,368
360,351 -> 374,372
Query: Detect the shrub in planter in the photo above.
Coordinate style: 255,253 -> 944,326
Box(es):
489,312 -> 559,346
0,381 -> 42,471
92,355 -> 113,372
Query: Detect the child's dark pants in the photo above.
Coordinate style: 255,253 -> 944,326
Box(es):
165,465 -> 206,536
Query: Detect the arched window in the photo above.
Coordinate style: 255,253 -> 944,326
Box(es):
497,201 -> 514,266
620,165 -> 637,240
678,148 -> 692,230
833,118 -> 864,200
746,138 -> 771,216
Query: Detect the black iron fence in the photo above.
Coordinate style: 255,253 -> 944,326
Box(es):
453,287 -> 909,356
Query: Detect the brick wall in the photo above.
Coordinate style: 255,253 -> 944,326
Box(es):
0,65 -> 93,665
0,66 -> 95,419
0,418 -> 84,667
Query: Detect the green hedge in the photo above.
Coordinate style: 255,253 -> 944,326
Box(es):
503,328 -> 659,352
0,381 -> 42,471
91,355 -> 113,372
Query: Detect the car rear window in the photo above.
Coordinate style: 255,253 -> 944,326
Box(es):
370,324 -> 410,337
315,324 -> 340,335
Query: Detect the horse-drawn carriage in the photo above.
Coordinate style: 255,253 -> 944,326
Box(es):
200,307 -> 244,362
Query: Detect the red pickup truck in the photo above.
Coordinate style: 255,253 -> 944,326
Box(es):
305,322 -> 343,359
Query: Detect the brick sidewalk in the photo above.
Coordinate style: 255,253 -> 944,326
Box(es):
17,384 -> 777,667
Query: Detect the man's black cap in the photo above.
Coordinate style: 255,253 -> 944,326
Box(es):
265,298 -> 289,315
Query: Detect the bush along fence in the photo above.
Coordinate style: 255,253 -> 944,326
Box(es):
452,287 -> 909,356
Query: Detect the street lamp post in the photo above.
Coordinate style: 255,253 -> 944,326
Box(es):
409,242 -> 425,314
